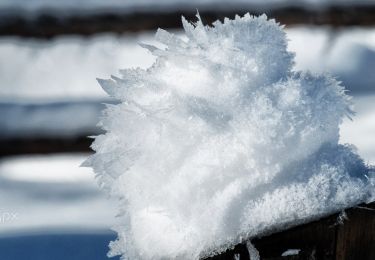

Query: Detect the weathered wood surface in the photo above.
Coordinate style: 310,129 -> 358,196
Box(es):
205,202 -> 375,260
0,137 -> 93,157
0,4 -> 375,38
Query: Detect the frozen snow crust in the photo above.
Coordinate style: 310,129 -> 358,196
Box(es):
86,14 -> 374,259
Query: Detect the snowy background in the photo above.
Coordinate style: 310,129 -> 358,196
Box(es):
1,28 -> 374,160
0,1 -> 374,260
1,0 -> 374,12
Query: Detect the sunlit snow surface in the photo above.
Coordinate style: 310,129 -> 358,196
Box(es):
86,15 -> 374,259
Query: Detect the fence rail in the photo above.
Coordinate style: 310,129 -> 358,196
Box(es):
1,4 -> 375,38
205,202 -> 375,260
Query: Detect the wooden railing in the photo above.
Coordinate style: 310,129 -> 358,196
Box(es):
0,3 -> 375,38
0,137 -> 93,157
205,202 -> 375,259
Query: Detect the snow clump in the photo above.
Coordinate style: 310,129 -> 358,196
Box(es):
85,13 -> 374,259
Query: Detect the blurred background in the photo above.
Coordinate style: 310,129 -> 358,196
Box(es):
0,1 -> 374,259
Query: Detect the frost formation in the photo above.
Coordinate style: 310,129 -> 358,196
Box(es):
85,14 -> 374,259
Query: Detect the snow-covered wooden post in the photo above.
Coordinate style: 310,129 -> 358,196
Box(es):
85,13 -> 374,260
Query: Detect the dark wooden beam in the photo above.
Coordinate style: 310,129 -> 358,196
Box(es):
0,4 -> 375,38
204,202 -> 375,260
0,137 -> 93,157
335,203 -> 375,260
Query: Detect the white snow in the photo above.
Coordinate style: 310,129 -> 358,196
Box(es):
0,154 -> 117,234
0,34 -> 156,138
287,26 -> 375,94
340,95 -> 375,165
0,34 -> 155,103
0,154 -> 92,183
86,14 -> 374,259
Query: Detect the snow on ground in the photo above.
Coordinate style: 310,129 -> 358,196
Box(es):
0,154 -> 117,234
87,15 -> 374,259
287,26 -> 375,94
0,34 -> 155,103
0,33 -> 154,138
340,95 -> 375,165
